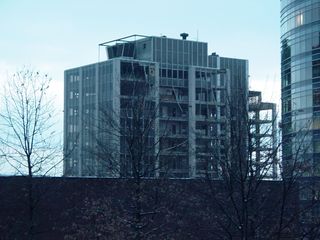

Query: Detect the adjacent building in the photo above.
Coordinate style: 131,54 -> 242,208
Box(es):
209,54 -> 250,172
249,91 -> 278,178
63,34 -> 249,178
281,0 -> 320,175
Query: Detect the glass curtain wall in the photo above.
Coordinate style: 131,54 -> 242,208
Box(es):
281,0 -> 320,175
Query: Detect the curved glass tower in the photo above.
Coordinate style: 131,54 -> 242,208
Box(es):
281,0 -> 320,175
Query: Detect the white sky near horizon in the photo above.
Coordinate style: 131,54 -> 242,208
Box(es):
0,0 -> 281,174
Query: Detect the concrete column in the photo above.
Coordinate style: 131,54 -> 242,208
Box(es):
188,67 -> 196,178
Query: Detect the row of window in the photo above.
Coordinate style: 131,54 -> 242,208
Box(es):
282,61 -> 320,81
160,68 -> 188,79
283,0 -> 320,19
281,18 -> 320,40
281,3 -> 320,34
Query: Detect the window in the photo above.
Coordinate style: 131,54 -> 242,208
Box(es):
313,65 -> 320,78
283,98 -> 292,113
196,71 -> 200,79
314,141 -> 320,153
161,69 -> 167,78
173,70 -> 177,78
295,13 -> 304,27
314,89 -> 320,106
172,125 -> 176,134
172,108 -> 176,117
184,71 -> 188,79
68,124 -> 78,133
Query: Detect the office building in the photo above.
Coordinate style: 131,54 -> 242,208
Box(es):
64,34 -> 248,178
281,0 -> 320,174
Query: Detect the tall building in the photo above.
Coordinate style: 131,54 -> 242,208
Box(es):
64,34 -> 248,178
281,0 -> 320,175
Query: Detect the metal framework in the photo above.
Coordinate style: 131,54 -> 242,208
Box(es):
99,34 -> 150,47
249,90 -> 278,179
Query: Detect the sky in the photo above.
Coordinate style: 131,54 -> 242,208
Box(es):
0,0 -> 281,133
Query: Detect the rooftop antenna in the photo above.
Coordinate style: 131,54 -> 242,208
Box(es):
197,30 -> 199,41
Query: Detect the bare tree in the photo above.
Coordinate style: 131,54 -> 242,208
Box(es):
197,87 -> 320,239
198,89 -> 282,239
0,69 -> 60,239
65,61 -> 184,239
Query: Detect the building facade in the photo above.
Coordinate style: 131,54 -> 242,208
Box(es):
281,0 -> 320,175
64,34 -> 248,178
209,54 -> 249,171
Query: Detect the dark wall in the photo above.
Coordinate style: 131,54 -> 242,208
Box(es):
0,177 -> 300,240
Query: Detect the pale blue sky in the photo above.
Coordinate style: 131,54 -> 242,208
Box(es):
0,0 -> 281,111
